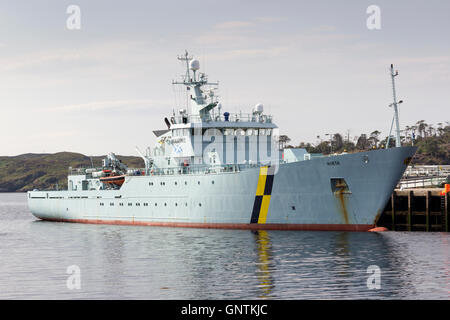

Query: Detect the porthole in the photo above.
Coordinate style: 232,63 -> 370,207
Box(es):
199,203 -> 202,207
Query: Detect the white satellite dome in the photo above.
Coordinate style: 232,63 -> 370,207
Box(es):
189,59 -> 200,71
253,103 -> 264,114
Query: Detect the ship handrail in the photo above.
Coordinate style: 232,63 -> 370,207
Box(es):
67,162 -> 280,178
172,112 -> 273,124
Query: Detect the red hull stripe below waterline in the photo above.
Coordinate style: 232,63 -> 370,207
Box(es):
38,217 -> 374,232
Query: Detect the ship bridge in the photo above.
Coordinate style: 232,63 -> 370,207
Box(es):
146,51 -> 279,173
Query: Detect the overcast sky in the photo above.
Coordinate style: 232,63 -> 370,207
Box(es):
1,0 -> 449,156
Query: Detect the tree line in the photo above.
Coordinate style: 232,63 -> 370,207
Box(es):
280,120 -> 450,164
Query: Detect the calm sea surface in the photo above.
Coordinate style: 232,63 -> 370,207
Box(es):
0,192 -> 448,299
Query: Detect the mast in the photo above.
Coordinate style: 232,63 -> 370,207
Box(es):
177,50 -> 192,84
172,50 -> 219,121
389,64 -> 402,148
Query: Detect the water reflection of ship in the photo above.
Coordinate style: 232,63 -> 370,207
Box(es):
253,230 -> 275,298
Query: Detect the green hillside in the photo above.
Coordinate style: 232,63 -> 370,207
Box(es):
0,152 -> 143,192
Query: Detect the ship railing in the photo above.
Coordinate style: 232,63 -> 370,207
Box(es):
126,163 -> 266,177
68,167 -> 106,177
68,162 -> 271,179
171,113 -> 273,124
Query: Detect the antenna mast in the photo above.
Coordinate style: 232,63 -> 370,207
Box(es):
177,50 -> 193,82
389,64 -> 402,148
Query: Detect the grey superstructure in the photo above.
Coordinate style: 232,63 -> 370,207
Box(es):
28,53 -> 417,231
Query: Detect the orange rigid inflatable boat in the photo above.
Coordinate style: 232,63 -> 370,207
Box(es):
100,174 -> 125,186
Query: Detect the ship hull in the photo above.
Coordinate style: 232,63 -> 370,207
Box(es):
27,147 -> 416,232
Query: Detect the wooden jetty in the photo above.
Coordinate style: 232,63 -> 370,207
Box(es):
377,188 -> 449,232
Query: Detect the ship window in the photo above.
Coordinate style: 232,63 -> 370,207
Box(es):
128,203 -> 132,206
110,203 -> 114,206
199,203 -> 202,207
175,181 -> 178,185
149,182 -> 153,186
164,203 -> 167,206
185,181 -> 187,185
175,203 -> 178,206
212,180 -> 214,184
155,203 -> 157,206
198,181 -> 200,185
330,178 -> 351,194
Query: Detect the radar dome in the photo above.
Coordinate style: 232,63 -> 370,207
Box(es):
189,59 -> 200,71
253,103 -> 264,114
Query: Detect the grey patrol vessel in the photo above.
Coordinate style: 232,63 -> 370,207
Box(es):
28,53 -> 417,231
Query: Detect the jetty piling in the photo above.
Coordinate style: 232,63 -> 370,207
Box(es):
378,186 -> 449,232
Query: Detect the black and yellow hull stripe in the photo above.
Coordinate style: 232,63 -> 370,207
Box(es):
250,166 -> 276,224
